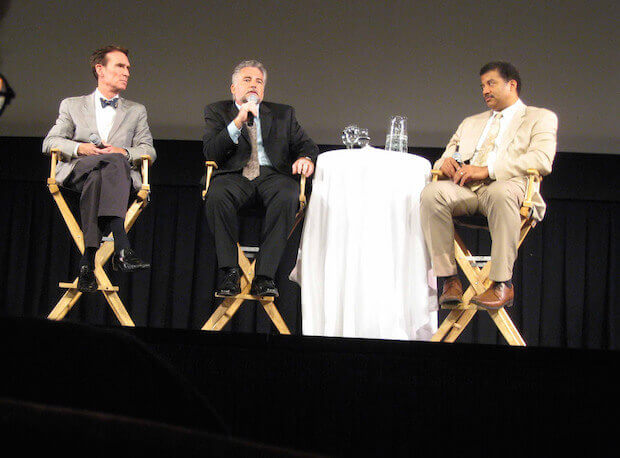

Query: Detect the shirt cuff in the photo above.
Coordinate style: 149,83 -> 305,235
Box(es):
487,156 -> 496,179
227,121 -> 241,144
73,143 -> 79,158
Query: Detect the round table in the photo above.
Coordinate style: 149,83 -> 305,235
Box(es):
291,146 -> 437,340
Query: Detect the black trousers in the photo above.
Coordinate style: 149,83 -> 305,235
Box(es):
204,167 -> 299,279
64,154 -> 132,248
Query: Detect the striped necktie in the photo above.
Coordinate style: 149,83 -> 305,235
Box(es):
469,112 -> 502,191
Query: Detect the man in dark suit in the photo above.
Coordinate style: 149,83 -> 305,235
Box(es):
43,45 -> 155,293
203,60 -> 318,297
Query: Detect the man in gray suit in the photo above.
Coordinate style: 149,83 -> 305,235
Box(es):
43,45 -> 156,292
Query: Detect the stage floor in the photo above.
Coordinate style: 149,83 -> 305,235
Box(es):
1,317 -> 616,455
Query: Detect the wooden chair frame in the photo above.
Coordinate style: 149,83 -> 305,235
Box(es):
430,168 -> 542,346
200,161 -> 306,334
46,149 -> 152,326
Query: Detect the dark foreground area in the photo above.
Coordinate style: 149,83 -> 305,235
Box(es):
1,317 -> 615,456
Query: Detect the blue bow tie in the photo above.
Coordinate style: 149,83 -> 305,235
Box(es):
100,97 -> 118,109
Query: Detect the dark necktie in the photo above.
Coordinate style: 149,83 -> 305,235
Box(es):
100,97 -> 118,109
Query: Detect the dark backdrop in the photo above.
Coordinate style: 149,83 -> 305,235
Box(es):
0,136 -> 618,349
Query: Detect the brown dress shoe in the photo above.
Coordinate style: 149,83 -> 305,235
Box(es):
470,282 -> 514,310
439,276 -> 463,305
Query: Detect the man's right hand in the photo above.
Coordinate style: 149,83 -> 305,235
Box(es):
233,100 -> 259,129
439,157 -> 461,179
77,142 -> 104,156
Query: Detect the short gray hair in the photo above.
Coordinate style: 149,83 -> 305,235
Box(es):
231,60 -> 267,85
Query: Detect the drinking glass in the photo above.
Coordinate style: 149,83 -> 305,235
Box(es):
356,128 -> 370,147
385,115 -> 408,152
342,125 -> 360,149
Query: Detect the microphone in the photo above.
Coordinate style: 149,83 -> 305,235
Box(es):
453,145 -> 463,164
246,94 -> 259,126
89,133 -> 104,148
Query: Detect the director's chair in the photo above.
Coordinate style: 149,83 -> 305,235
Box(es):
430,169 -> 542,346
200,161 -> 306,334
46,148 -> 152,326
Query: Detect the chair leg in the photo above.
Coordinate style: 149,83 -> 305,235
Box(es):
260,300 -> 291,335
431,309 -> 463,342
47,195 -> 148,327
488,309 -> 526,346
202,253 -> 255,331
203,296 -> 246,331
202,249 -> 292,334
48,289 -> 82,320
444,309 -> 478,342
93,263 -> 135,327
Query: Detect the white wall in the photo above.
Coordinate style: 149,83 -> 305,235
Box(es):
0,0 -> 617,153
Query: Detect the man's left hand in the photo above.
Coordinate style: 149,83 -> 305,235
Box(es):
100,143 -> 127,155
292,157 -> 314,177
453,165 -> 489,186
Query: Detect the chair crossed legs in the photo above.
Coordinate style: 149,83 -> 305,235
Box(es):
430,169 -> 542,346
46,149 -> 151,326
200,161 -> 306,334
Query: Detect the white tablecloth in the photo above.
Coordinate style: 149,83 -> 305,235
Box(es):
291,146 -> 437,340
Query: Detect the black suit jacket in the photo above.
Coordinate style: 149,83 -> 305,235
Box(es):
202,100 -> 319,176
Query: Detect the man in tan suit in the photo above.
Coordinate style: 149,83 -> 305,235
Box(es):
420,61 -> 558,309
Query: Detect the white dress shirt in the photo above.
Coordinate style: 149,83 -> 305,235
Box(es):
473,98 -> 525,179
72,89 -> 119,157
95,88 -> 118,143
227,102 -> 273,167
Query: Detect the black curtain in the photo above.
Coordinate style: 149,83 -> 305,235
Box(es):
0,137 -> 618,349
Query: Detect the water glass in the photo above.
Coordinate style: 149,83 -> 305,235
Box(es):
385,115 -> 408,152
356,128 -> 370,147
342,125 -> 360,149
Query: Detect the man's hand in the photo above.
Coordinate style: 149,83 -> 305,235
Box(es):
77,142 -> 104,156
99,143 -> 128,155
439,157 -> 462,179
452,164 -> 489,186
233,100 -> 259,129
292,157 -> 314,178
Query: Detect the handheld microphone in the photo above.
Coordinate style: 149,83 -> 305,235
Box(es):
453,145 -> 463,164
246,94 -> 259,126
89,133 -> 105,148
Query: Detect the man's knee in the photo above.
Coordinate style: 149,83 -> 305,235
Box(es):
485,182 -> 521,210
270,182 -> 299,210
420,181 -> 453,213
204,185 -> 236,213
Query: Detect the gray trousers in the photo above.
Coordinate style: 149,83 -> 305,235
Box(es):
64,154 -> 132,248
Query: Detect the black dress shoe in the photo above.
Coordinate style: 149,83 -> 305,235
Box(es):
112,248 -> 150,272
216,267 -> 241,296
250,275 -> 279,298
77,265 -> 98,293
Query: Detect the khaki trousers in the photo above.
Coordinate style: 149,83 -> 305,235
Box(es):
420,177 -> 527,282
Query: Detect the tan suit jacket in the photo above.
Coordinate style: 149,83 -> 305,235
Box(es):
434,104 -> 558,220
42,91 -> 156,190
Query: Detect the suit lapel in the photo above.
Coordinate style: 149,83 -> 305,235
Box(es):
462,111 -> 491,162
259,103 -> 272,144
81,92 -> 99,137
107,97 -> 128,142
497,103 -> 527,155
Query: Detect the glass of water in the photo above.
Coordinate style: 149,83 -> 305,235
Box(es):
385,115 -> 408,152
342,124 -> 360,149
356,128 -> 370,147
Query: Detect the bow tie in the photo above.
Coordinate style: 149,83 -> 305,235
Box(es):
100,97 -> 118,109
